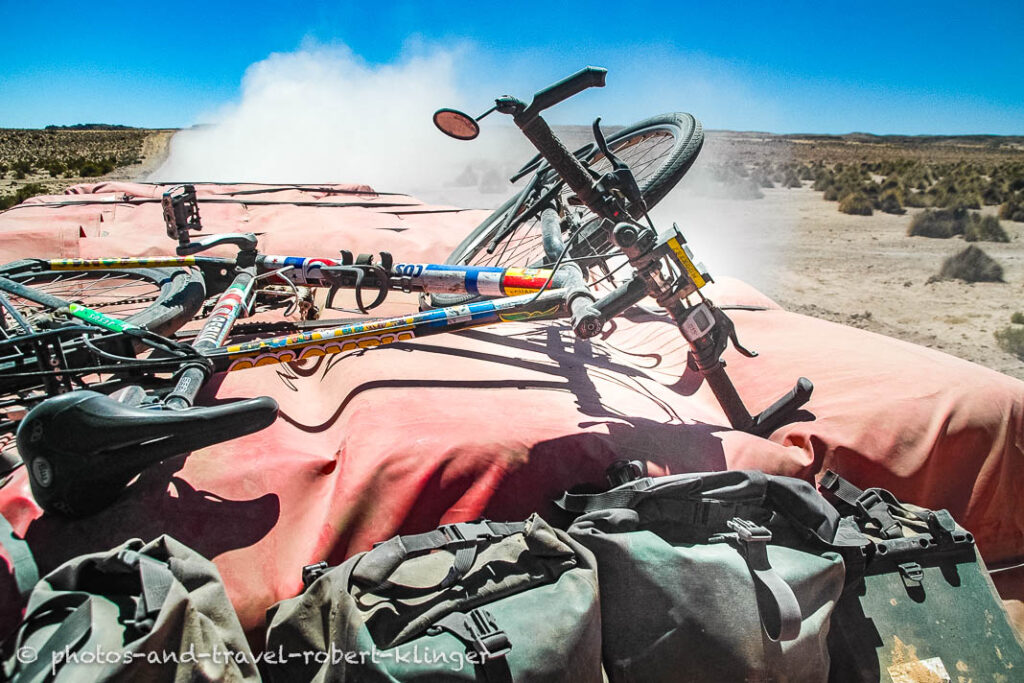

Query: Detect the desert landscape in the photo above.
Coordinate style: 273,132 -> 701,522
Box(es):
2,124 -> 1022,379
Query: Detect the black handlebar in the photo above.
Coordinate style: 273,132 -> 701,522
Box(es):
520,66 -> 607,121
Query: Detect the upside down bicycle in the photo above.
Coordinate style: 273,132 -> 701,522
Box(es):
0,66 -> 811,517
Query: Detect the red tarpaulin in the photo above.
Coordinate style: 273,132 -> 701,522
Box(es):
1,183 -> 1022,642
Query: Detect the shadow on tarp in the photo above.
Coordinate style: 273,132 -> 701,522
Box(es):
275,323 -> 692,433
23,455 -> 279,580
286,323 -> 737,559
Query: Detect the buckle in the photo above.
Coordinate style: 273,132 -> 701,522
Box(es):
301,561 -> 329,589
855,489 -> 885,517
428,608 -> 512,663
856,489 -> 902,538
606,459 -> 646,487
438,521 -> 491,549
727,518 -> 772,544
464,609 -> 512,662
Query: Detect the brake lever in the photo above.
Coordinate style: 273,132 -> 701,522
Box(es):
175,232 -> 258,256
712,307 -> 758,359
592,117 -> 646,211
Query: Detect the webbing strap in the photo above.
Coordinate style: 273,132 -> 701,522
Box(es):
125,553 -> 174,637
559,486 -> 762,532
0,512 -> 39,598
353,520 -> 527,590
429,609 -> 513,683
744,541 -> 802,642
15,600 -> 93,683
713,519 -> 802,642
556,479 -> 659,512
820,470 -> 902,539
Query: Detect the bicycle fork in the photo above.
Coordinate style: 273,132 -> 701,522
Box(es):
567,219 -> 813,437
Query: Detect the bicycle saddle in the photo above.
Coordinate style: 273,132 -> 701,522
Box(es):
17,390 -> 279,517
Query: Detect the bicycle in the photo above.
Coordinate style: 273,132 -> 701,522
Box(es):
0,66 -> 811,517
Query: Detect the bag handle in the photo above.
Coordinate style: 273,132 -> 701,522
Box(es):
352,520 -> 526,592
712,519 -> 802,642
13,600 -> 93,683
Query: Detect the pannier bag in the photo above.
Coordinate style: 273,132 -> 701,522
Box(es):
2,534 -> 259,683
821,470 -> 1024,683
265,513 -> 603,682
560,469 -> 849,683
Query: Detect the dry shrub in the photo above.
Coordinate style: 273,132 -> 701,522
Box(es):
839,192 -> 873,215
878,189 -> 904,214
908,208 -> 965,238
0,183 -> 49,210
999,199 -> 1024,222
995,325 -> 1024,359
964,214 -> 1009,243
903,191 -> 933,208
937,245 -> 1004,282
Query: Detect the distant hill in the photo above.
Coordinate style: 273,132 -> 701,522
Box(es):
43,123 -> 138,131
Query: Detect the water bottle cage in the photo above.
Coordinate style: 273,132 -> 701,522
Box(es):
321,251 -> 393,314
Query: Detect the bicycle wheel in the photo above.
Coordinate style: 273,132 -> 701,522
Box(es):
0,262 -> 205,336
0,263 -> 205,468
432,112 -> 703,307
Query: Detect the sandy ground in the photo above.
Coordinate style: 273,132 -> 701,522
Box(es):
651,187 -> 1024,380
407,129 -> 1024,381
107,130 -> 175,180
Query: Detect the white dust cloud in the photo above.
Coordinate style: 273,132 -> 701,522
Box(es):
150,44 -> 515,201
151,43 -> 797,288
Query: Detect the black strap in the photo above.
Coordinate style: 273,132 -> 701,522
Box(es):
556,478 -> 660,512
712,519 -> 802,642
353,520 -> 527,590
820,470 -> 903,539
126,553 -> 174,638
15,600 -> 93,683
559,484 -> 764,533
0,512 -> 38,598
429,608 -> 513,683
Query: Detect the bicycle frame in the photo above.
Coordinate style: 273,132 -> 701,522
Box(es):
13,254 -> 579,378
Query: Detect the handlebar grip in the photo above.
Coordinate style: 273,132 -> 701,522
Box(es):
527,66 -> 607,116
751,377 -> 813,437
570,295 -> 603,339
516,114 -> 605,216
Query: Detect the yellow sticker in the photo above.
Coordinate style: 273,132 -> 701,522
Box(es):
50,257 -> 196,270
666,237 -> 707,289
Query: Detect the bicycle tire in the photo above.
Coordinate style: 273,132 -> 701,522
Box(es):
0,262 -> 205,336
0,264 -> 206,466
430,112 -> 703,308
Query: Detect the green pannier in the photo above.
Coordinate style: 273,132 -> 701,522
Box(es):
264,513 -> 603,682
821,470 -> 1024,682
2,534 -> 258,682
560,469 -> 851,683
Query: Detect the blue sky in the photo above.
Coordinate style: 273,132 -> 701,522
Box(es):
2,0 -> 1023,134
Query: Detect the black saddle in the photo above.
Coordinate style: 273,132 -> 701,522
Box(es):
17,390 -> 279,517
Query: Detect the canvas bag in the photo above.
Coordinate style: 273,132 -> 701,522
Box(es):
2,534 -> 259,683
264,513 -> 603,682
820,470 -> 1024,683
560,469 -> 849,683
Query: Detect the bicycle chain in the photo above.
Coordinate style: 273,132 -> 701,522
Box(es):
74,295 -> 158,309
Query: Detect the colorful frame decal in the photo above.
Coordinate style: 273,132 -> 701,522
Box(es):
49,257 -> 197,270
219,291 -> 564,371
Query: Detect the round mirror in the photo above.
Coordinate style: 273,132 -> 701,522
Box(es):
433,108 -> 479,140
